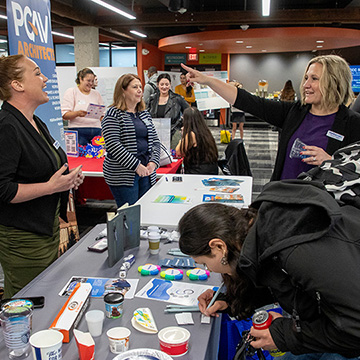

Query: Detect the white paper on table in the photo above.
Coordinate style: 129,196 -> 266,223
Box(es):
135,278 -> 216,306
85,103 -> 106,120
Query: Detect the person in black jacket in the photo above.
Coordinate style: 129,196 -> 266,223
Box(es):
0,55 -> 83,298
179,177 -> 360,359
148,73 -> 189,149
182,56 -> 360,181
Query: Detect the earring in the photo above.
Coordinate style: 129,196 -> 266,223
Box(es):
220,255 -> 228,266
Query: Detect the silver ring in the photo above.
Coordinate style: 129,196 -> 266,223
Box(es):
313,156 -> 316,161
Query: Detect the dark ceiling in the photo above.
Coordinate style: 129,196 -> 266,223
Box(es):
0,0 -> 360,46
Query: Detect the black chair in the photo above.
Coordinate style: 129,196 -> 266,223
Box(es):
218,139 -> 252,176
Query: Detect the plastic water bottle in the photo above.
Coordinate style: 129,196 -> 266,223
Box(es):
0,303 -> 33,359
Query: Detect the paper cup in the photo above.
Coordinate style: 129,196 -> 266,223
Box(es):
85,310 -> 105,337
30,329 -> 63,360
148,232 -> 160,255
158,326 -> 190,357
106,327 -> 131,354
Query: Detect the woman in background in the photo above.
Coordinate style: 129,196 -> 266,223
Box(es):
176,107 -> 218,174
61,68 -> 104,146
102,73 -> 160,208
280,79 -> 296,102
0,55 -> 83,297
229,81 -> 246,139
148,73 -> 189,149
175,73 -> 196,106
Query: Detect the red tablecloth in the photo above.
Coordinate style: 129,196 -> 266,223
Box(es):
68,157 -> 182,202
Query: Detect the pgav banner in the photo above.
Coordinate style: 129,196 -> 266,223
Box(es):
6,0 -> 65,149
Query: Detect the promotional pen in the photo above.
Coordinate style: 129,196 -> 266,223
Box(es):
206,282 -> 224,310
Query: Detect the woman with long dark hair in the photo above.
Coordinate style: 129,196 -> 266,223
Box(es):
178,178 -> 360,360
148,73 -> 189,149
280,79 -> 296,102
175,107 -> 218,174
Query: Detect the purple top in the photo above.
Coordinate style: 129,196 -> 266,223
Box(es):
280,112 -> 336,179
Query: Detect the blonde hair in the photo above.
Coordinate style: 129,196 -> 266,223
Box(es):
300,55 -> 353,109
111,73 -> 146,111
0,54 -> 26,101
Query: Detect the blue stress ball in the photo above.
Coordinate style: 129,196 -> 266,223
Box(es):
138,264 -> 161,276
160,268 -> 184,280
186,268 -> 210,281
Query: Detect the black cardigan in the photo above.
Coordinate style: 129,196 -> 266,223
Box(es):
234,88 -> 360,180
0,101 -> 69,236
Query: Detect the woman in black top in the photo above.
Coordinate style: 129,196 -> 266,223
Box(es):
148,73 -> 189,149
0,55 -> 83,297
175,107 -> 218,174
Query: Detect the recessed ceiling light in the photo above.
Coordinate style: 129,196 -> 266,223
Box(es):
52,31 -> 74,39
316,45 -> 323,48
199,50 -> 205,52
246,46 -> 252,48
130,30 -> 147,38
199,43 -> 203,46
185,46 -> 191,49
316,40 -> 324,43
262,50 -> 267,52
0,14 -> 7,20
236,40 -> 244,43
90,0 -> 136,20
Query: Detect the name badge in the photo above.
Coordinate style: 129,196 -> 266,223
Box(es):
53,140 -> 60,150
326,130 -> 344,142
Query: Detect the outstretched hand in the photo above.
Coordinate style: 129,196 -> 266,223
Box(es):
181,63 -> 210,86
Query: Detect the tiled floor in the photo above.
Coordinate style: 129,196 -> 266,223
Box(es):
0,126 -> 279,289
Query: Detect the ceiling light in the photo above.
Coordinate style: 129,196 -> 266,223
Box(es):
52,31 -> 74,39
0,14 -> 7,20
317,45 -> 323,48
262,50 -> 267,52
246,46 -> 252,48
0,39 -> 7,43
236,40 -> 244,44
262,0 -> 270,16
316,40 -> 324,43
199,50 -> 205,52
130,30 -> 147,38
240,25 -> 249,31
90,0 -> 136,20
185,46 -> 191,49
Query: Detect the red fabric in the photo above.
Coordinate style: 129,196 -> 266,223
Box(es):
68,157 -> 182,202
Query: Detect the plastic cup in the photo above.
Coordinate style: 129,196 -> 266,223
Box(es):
85,310 -> 105,337
106,327 -> 131,354
29,329 -> 63,360
289,138 -> 308,159
147,226 -> 160,233
0,304 -> 33,359
148,232 -> 160,255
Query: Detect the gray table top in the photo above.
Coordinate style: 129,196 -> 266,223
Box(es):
0,224 -> 221,360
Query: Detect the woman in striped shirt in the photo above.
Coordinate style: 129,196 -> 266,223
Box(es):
102,74 -> 161,207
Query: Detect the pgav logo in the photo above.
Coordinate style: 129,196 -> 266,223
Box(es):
11,1 -> 49,43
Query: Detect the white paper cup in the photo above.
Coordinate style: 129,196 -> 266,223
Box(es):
85,310 -> 105,337
148,232 -> 160,255
106,327 -> 131,354
30,329 -> 63,360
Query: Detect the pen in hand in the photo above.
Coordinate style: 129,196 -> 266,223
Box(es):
206,282 -> 224,310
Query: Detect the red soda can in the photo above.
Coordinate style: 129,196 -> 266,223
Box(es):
252,310 -> 272,330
